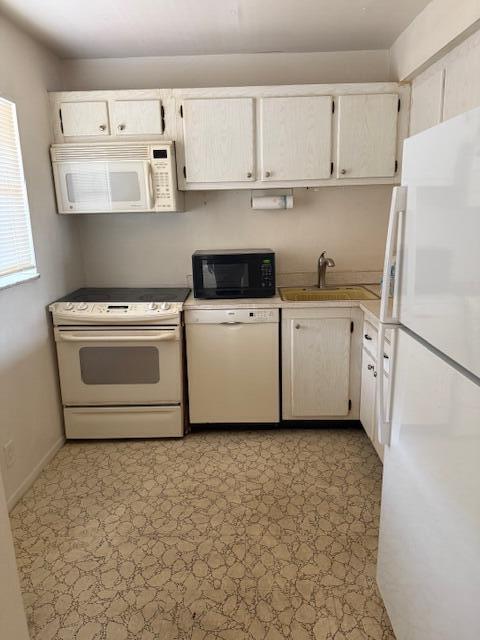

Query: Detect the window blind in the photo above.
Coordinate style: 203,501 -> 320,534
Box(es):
0,96 -> 37,286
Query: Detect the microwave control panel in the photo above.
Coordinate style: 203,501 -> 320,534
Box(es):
260,259 -> 274,289
151,145 -> 179,211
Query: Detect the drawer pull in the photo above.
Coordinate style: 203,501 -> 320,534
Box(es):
364,334 -> 372,341
367,364 -> 374,371
384,353 -> 389,359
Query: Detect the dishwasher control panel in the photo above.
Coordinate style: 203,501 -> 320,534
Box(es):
185,308 -> 279,324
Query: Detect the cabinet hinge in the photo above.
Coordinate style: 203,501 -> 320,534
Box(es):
179,104 -> 183,118
397,98 -> 401,112
348,399 -> 352,412
183,166 -> 187,179
332,100 -> 335,114
330,162 -> 334,176
350,321 -> 354,333
59,108 -> 64,134
394,160 -> 398,173
161,105 -> 165,133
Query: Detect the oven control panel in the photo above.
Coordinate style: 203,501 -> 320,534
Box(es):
49,301 -> 183,325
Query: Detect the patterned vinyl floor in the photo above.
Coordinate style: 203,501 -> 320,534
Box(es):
10,427 -> 395,639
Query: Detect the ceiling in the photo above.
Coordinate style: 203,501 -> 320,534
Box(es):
0,0 -> 431,59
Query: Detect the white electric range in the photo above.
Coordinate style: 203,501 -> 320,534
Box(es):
49,288 -> 190,439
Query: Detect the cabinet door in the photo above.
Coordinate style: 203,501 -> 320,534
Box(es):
112,99 -> 163,136
182,98 -> 254,183
336,93 -> 398,178
286,317 -> 351,417
60,101 -> 110,137
360,350 -> 376,441
260,96 -> 332,181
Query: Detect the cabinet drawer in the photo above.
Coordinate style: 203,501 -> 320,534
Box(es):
363,320 -> 392,370
64,405 -> 183,439
363,321 -> 378,356
383,338 -> 392,374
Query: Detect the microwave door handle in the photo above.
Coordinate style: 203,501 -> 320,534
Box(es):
57,331 -> 178,343
147,161 -> 155,209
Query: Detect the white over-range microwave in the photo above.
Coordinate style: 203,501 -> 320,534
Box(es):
50,141 -> 183,213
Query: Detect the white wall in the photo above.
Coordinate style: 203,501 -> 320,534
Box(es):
390,0 -> 480,81
62,51 -> 394,287
79,186 -> 392,286
62,49 -> 391,90
0,15 -> 84,506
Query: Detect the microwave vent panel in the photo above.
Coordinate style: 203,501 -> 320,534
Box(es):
50,142 -> 171,162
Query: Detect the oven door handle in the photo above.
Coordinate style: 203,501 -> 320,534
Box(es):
57,330 -> 179,343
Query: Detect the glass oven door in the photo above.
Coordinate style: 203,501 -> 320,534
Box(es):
54,327 -> 181,405
54,160 -> 152,213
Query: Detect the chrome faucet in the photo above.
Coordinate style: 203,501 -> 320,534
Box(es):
317,251 -> 335,288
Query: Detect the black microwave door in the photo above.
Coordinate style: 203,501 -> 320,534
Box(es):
202,260 -> 249,291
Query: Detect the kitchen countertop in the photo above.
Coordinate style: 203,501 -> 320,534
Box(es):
183,284 -> 387,327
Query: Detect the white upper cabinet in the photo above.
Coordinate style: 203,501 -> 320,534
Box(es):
336,93 -> 399,179
50,90 -> 171,142
51,83 -> 409,187
259,96 -> 333,181
59,101 -> 110,137
182,98 -> 255,184
111,99 -> 164,136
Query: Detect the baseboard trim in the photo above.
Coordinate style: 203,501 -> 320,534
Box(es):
7,436 -> 64,512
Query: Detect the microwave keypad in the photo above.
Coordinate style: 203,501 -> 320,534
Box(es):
152,161 -> 173,208
261,262 -> 274,288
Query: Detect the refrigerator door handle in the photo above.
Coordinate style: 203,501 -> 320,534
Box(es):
380,186 -> 407,324
376,325 -> 395,446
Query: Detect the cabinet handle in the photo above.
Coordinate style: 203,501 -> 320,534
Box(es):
265,170 -> 271,178
367,364 -> 374,370
340,169 -> 347,175
99,124 -> 106,131
364,334 -> 372,341
295,323 -> 301,330
247,171 -> 252,178
373,371 -> 378,377
384,353 -> 389,359
118,124 -> 126,131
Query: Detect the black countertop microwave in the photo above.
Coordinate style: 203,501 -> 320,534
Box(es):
192,249 -> 276,298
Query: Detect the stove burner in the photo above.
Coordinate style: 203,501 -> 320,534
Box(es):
53,287 -> 191,304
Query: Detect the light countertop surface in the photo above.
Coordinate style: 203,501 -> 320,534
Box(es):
183,284 -> 387,327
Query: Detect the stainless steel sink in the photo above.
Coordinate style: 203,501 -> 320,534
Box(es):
279,286 -> 379,302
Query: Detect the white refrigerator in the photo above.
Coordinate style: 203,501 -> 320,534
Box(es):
376,107 -> 480,640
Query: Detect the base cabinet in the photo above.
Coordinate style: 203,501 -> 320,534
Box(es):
359,320 -> 392,461
282,307 -> 362,420
360,350 -> 377,441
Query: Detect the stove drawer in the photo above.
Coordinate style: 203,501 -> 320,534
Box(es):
64,405 -> 183,438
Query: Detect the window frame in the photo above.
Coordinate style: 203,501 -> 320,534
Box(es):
0,95 -> 39,291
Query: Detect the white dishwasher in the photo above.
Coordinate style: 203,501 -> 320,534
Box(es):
185,308 -> 280,423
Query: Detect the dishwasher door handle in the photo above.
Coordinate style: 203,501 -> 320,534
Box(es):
220,321 -> 243,325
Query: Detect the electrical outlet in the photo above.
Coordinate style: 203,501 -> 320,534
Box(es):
4,440 -> 15,468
